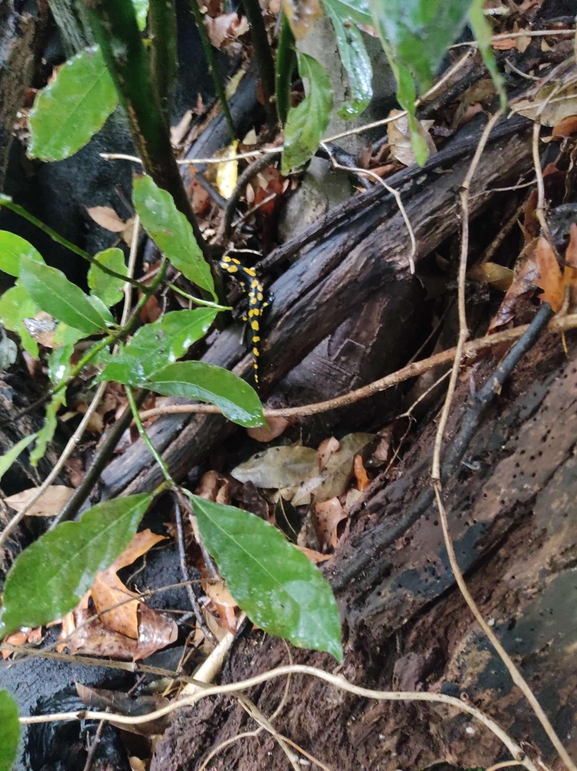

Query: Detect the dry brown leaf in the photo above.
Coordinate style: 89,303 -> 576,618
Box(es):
196,470 -> 220,501
468,261 -> 514,292
513,82 -> 577,128
387,109 -> 436,167
534,236 -> 564,312
353,454 -> 370,491
86,206 -> 127,233
204,578 -> 238,633
22,312 -> 58,347
204,12 -> 248,48
134,603 -> 177,660
552,114 -> 577,137
315,497 -> 347,550
318,436 -> 339,471
489,238 -> 540,331
296,545 -> 331,564
5,485 -> 74,517
92,530 -> 166,641
247,416 -> 292,442
563,224 -> 577,310
282,0 -> 323,39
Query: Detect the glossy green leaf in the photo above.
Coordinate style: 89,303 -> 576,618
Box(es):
28,46 -> 118,161
0,691 -> 20,771
282,53 -> 333,173
191,495 -> 342,660
132,0 -> 149,29
0,434 -> 38,484
0,231 -> 44,277
19,257 -> 109,335
469,0 -> 506,110
324,0 -> 372,119
0,285 -> 40,358
368,0 -> 473,165
328,0 -> 371,25
47,343 -> 75,385
132,175 -> 215,298
0,494 -> 152,636
29,392 -> 66,466
145,361 -> 265,428
369,0 -> 472,94
99,308 -> 217,386
88,248 -> 128,307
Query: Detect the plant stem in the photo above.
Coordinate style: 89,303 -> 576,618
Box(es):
54,259 -> 169,396
188,0 -> 236,141
275,14 -> 295,125
241,0 -> 277,128
149,0 -> 178,121
169,283 -> 231,310
0,198 -> 145,291
84,0 -> 221,299
127,387 -> 175,485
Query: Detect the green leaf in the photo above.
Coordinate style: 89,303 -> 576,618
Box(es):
145,361 -> 265,428
282,53 -> 333,173
88,248 -> 128,307
28,46 -> 118,162
191,495 -> 342,660
132,0 -> 149,30
369,0 -> 474,165
0,494 -> 152,636
19,257 -> 109,335
468,0 -> 506,110
369,0 -> 472,94
328,0 -> 371,25
0,691 -> 20,771
0,434 -> 38,484
132,175 -> 215,298
0,231 -> 44,277
99,308 -> 217,386
323,0 -> 372,119
47,343 -> 75,385
30,391 -> 66,466
0,285 -> 40,358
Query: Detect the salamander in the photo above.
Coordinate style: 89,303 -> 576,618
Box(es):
219,255 -> 270,386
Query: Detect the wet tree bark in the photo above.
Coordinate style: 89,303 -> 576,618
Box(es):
152,329 -> 577,771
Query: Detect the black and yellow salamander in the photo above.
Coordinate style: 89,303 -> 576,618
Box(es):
219,255 -> 270,386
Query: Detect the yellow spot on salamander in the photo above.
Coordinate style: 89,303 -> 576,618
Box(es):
253,347 -> 259,356
251,320 -> 259,330
244,267 -> 257,277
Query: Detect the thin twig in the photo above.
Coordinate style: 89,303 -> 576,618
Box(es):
135,311 -> 577,423
321,141 -> 417,273
0,380 -> 108,548
171,489 -> 217,644
431,109 -> 502,482
17,664 -> 539,771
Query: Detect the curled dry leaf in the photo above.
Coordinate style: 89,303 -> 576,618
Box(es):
4,485 -> 74,517
552,115 -> 577,138
468,261 -> 514,292
247,415 -> 292,442
512,81 -> 577,128
565,223 -> 577,309
315,497 -> 347,551
489,238 -> 541,331
533,236 -> 564,312
203,578 -> 239,634
61,530 -> 177,661
203,12 -> 248,49
388,109 -> 436,167
296,545 -> 331,564
318,436 -> 340,471
353,454 -> 370,491
196,470 -> 221,501
86,205 -> 127,233
1,626 -> 42,659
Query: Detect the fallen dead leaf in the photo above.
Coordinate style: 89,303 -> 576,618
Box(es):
204,12 -> 248,49
296,545 -> 331,564
534,236 -> 564,311
318,436 -> 339,471
282,0 -> 323,39
489,238 -> 541,331
353,455 -> 370,491
315,497 -> 347,551
468,261 -> 514,292
552,114 -> 577,138
5,485 -> 74,517
86,205 -> 127,233
387,109 -> 436,167
247,416 -> 292,442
